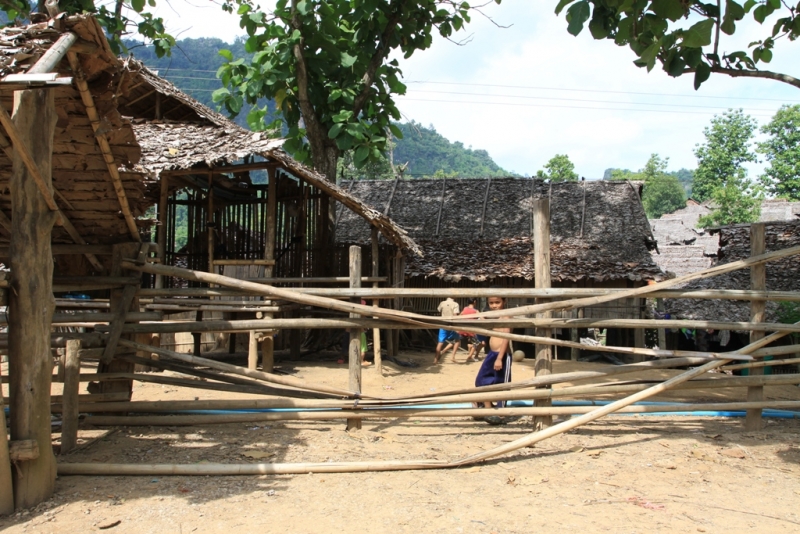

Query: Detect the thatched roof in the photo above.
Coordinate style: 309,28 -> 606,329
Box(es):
336,178 -> 664,283
760,199 -> 800,222
114,60 -> 419,255
0,15 -> 149,251
665,220 -> 800,323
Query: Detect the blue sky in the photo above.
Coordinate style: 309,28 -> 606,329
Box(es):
141,0 -> 800,179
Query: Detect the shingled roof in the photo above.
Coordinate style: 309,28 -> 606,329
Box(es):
336,178 -> 664,283
665,220 -> 800,323
113,60 -> 419,255
0,15 -> 148,252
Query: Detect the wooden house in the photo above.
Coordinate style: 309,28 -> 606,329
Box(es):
336,177 -> 665,351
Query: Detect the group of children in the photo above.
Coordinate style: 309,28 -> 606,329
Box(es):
435,294 -> 514,425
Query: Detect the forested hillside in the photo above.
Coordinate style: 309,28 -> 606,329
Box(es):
127,38 -> 513,178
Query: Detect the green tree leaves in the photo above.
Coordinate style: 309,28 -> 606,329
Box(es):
693,109 -> 758,202
552,1 -> 800,90
535,154 -> 579,182
758,104 -> 800,200
215,0 -> 485,181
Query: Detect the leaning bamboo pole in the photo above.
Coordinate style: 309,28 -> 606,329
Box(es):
724,357 -> 800,371
80,400 -> 800,427
52,373 -> 800,414
117,339 -> 357,398
103,318 -> 752,362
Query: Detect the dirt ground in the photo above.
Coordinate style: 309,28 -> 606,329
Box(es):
3,349 -> 800,533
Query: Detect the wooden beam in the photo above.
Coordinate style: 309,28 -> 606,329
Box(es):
435,177 -> 446,236
155,175 -> 169,289
371,228 -> 382,375
746,222 -> 766,430
67,53 -> 140,241
161,161 -> 279,177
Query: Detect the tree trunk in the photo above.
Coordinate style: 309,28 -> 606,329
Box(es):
8,88 -> 58,509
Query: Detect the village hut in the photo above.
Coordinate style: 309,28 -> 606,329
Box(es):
649,200 -> 718,278
335,177 -> 665,353
0,15 -> 418,509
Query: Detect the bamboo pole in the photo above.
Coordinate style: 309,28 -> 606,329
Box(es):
455,359 -> 729,466
724,356 -> 800,371
100,317 -> 753,362
59,340 -> 81,454
135,287 -> 800,301
747,223 -> 766,430
58,373 -> 800,414
453,321 -> 797,466
78,400 -> 800,427
117,339 -> 357,398
58,460 -> 447,477
533,198 -> 552,430
347,245 -> 363,431
471,244 -> 800,320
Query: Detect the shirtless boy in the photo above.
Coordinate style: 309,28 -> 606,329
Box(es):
473,295 -> 512,414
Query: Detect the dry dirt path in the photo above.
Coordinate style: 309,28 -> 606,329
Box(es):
2,351 -> 800,533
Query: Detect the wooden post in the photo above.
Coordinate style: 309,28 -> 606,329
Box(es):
371,228 -> 382,375
0,366 -> 14,515
657,298 -> 667,350
632,297 -> 646,361
746,222 -> 766,430
533,198 -> 553,430
155,175 -> 169,289
385,254 -> 395,359
347,246 -> 362,431
8,87 -> 58,509
391,252 -> 405,358
261,334 -> 274,373
95,243 -> 141,399
207,173 -> 214,273
60,340 -> 81,454
248,330 -> 259,370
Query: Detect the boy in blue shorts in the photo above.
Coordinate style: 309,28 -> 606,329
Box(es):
474,294 -> 512,421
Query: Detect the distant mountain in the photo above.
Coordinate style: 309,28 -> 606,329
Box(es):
127,39 -> 512,178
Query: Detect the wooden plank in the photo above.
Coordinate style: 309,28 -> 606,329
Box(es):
66,53 -> 140,241
212,259 -> 276,266
347,245 -> 362,431
746,222 -> 766,430
533,198 -> 552,430
59,340 -> 81,454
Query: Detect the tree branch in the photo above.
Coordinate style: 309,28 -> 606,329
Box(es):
290,0 -> 328,169
352,2 -> 406,117
709,65 -> 800,89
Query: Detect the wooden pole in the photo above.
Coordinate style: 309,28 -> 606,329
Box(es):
155,175 -> 169,289
118,338 -> 356,397
79,399 -> 800,427
347,245 -> 363,431
59,340 -> 81,454
261,169 -> 276,372
371,228 -> 382,375
207,173 -> 214,273
8,87 -> 58,509
248,330 -> 259,371
533,198 -> 552,429
746,222 -> 766,430
0,366 -> 14,515
95,243 -> 142,399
